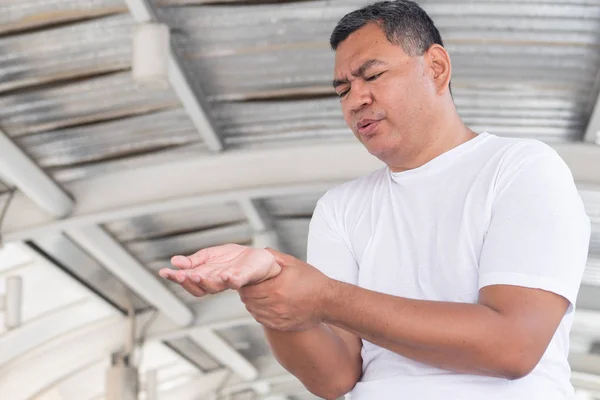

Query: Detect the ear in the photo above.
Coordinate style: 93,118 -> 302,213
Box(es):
425,44 -> 452,95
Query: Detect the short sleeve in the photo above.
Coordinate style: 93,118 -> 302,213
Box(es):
307,196 -> 359,285
478,145 -> 591,306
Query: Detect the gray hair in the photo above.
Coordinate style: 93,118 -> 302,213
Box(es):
330,0 -> 445,56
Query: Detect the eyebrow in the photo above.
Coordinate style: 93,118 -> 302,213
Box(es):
332,59 -> 386,88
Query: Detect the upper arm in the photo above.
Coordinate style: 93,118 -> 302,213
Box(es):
308,197 -> 363,375
478,285 -> 569,374
307,196 -> 359,287
478,144 -> 590,306
477,144 -> 590,372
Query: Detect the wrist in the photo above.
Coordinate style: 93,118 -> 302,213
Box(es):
319,277 -> 343,323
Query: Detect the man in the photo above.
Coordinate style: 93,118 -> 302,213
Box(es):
159,1 -> 591,399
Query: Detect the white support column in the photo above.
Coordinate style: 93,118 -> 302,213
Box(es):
123,0 -> 223,152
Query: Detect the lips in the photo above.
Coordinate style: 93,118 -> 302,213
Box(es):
356,119 -> 382,136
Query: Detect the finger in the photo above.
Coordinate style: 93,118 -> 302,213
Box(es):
185,270 -> 229,294
159,268 -> 182,284
160,268 -> 191,284
186,263 -> 228,283
238,284 -> 271,302
170,255 -> 193,270
171,247 -> 213,270
220,268 -> 253,290
180,280 -> 207,298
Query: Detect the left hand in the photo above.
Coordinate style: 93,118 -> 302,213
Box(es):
239,249 -> 332,332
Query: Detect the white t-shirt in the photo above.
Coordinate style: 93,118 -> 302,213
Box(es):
306,132 -> 591,400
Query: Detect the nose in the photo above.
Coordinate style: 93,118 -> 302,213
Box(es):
347,80 -> 373,114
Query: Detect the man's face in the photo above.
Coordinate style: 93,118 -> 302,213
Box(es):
334,23 -> 437,162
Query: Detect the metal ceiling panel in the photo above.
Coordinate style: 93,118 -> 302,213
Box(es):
105,202 -> 246,242
18,108 -> 202,169
584,258 -> 600,287
0,13 -> 133,93
124,223 -> 253,264
275,218 -> 310,261
0,71 -> 179,137
212,93 -> 586,146
261,192 -> 324,218
157,1 -> 600,91
0,0 -> 126,35
155,0 -> 600,142
582,190 -> 600,224
49,142 -> 209,183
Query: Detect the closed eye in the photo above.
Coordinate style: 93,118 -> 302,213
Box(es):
337,89 -> 349,98
366,72 -> 384,81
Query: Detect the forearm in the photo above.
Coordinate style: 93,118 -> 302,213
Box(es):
323,281 -> 528,379
264,324 -> 361,398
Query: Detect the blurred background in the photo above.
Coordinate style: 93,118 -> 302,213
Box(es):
1,0 -> 600,399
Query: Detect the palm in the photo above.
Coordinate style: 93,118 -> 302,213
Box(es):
170,244 -> 282,290
225,247 -> 282,286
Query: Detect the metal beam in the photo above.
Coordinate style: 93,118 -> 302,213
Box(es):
572,372 -> 600,393
123,0 -> 223,152
32,233 -> 149,312
570,353 -> 600,376
160,370 -> 230,400
240,199 -> 274,232
0,129 -> 73,218
190,328 -> 258,382
66,225 -> 194,326
0,298 -> 113,365
147,292 -> 254,342
584,101 -> 600,144
240,198 -> 286,251
4,141 -> 599,242
0,315 -> 125,400
1,243 -> 202,400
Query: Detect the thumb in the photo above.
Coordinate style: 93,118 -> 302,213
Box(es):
264,248 -> 293,267
170,255 -> 193,270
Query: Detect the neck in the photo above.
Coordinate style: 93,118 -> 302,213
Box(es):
387,105 -> 476,173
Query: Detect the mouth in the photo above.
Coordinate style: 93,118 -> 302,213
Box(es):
356,119 -> 382,137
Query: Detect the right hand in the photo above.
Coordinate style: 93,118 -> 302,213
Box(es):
159,244 -> 282,297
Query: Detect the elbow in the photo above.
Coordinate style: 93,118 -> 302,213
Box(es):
496,346 -> 541,380
307,383 -> 355,400
305,371 -> 360,400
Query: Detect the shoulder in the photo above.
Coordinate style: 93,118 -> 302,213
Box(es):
487,135 -> 564,168
317,167 -> 388,211
483,135 -> 571,186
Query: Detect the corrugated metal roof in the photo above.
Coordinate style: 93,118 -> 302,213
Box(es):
581,189 -> 600,224
105,202 -> 246,242
262,192 -> 324,218
213,92 -> 585,145
0,71 -> 180,137
0,0 -> 126,35
49,142 -> 209,183
0,13 -> 132,93
17,108 -> 202,169
154,0 -> 600,142
124,223 -> 253,264
275,218 -> 310,261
